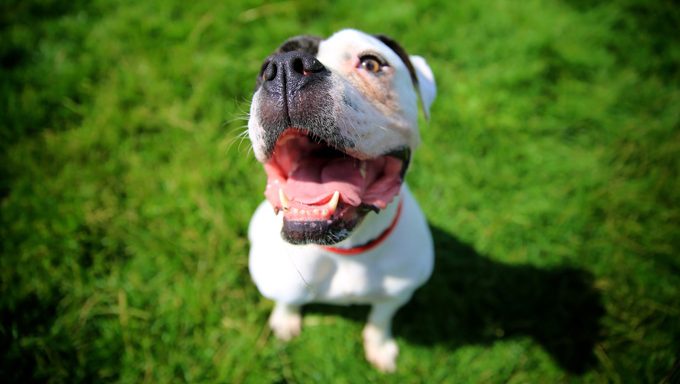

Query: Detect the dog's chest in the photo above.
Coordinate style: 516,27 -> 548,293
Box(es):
320,259 -> 378,302
305,254 -> 414,304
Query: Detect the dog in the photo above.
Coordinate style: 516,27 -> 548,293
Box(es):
247,29 -> 436,372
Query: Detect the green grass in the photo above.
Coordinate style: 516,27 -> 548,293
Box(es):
1,0 -> 678,382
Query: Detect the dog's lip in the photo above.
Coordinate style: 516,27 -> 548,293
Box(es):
280,203 -> 365,245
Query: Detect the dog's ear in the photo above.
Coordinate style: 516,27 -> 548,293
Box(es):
409,55 -> 436,120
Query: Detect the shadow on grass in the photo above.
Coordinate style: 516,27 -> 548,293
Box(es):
308,224 -> 604,374
0,292 -> 81,382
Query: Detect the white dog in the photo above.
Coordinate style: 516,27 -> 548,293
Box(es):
247,29 -> 436,372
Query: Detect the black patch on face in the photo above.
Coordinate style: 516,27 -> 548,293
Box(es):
373,34 -> 419,89
276,35 -> 322,55
386,146 -> 411,178
255,36 -> 354,160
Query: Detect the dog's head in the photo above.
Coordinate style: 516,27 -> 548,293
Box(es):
248,29 -> 436,245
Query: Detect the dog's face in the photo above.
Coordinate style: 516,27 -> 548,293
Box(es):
248,29 -> 435,245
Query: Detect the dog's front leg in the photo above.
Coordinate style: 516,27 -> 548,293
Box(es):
362,293 -> 411,372
269,302 -> 302,341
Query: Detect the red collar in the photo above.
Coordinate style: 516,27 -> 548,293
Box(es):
321,199 -> 403,256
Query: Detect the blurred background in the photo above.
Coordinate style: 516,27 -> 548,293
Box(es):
1,0 -> 678,382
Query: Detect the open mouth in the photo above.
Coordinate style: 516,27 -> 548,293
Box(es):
263,129 -> 410,245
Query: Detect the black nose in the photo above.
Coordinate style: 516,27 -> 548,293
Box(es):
258,51 -> 328,93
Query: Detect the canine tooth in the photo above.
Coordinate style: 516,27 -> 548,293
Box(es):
322,209 -> 329,216
359,162 -> 367,178
327,191 -> 340,212
278,188 -> 289,210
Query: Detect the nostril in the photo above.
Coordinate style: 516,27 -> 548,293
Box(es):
291,57 -> 304,75
291,56 -> 325,76
307,58 -> 324,73
262,61 -> 277,81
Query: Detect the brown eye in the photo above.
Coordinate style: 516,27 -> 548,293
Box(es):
359,55 -> 384,73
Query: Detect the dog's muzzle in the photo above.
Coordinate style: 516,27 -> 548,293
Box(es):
255,52 -> 342,160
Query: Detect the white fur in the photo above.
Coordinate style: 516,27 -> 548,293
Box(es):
248,29 -> 436,372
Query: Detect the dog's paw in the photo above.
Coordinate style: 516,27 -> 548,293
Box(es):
362,324 -> 399,373
269,305 -> 302,341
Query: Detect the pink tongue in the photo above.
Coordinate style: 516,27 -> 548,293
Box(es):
286,157 -> 369,206
267,155 -> 403,209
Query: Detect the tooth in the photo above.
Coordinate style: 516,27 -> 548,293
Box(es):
322,209 -> 329,216
278,188 -> 289,210
292,208 -> 299,214
327,191 -> 340,213
299,209 -> 306,215
359,162 -> 367,178
313,208 -> 319,215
